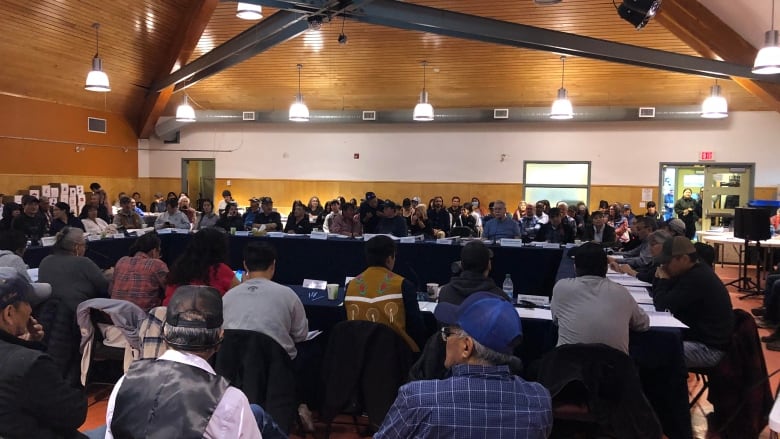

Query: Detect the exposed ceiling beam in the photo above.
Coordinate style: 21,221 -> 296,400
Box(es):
239,0 -> 780,83
137,0 -> 219,139
654,0 -> 780,113
151,10 -> 309,93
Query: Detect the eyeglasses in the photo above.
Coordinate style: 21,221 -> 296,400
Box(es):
440,326 -> 461,342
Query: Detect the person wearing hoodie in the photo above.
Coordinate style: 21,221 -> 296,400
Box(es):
438,241 -> 510,306
0,230 -> 52,300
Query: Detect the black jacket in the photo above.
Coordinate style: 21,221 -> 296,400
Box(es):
583,223 -> 617,246
0,329 -> 87,439
438,270 -> 509,306
536,221 -> 575,244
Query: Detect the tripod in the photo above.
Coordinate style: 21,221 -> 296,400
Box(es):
724,238 -> 761,299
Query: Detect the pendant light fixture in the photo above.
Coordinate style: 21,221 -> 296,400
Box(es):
175,95 -> 196,123
413,61 -> 434,121
753,0 -> 780,74
289,64 -> 309,122
236,2 -> 263,20
84,23 -> 110,92
550,56 -> 573,120
701,81 -> 728,119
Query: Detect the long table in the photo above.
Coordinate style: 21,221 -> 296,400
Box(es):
25,234 -> 564,296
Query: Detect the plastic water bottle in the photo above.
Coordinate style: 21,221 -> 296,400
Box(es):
503,274 -> 514,302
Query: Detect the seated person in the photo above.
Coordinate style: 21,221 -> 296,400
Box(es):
609,216 -> 655,269
252,197 -> 283,232
113,196 -> 143,230
105,286 -> 265,438
551,242 -> 649,354
375,292 -> 553,438
409,205 -> 432,238
519,203 -> 539,241
242,197 -> 262,230
284,202 -> 313,234
652,236 -> 734,367
132,192 -> 147,213
482,200 -> 522,241
48,202 -> 85,235
178,196 -> 197,225
0,269 -> 86,439
438,241 -> 508,305
78,192 -> 111,223
535,207 -> 575,244
426,196 -> 450,239
110,232 -> 169,312
330,202 -> 362,237
154,198 -> 191,230
611,230 -> 671,283
82,205 -> 114,235
195,199 -> 219,230
0,230 -> 52,297
217,189 -> 234,215
223,242 -> 308,360
216,202 -> 245,232
345,235 -> 425,351
375,200 -> 408,237
583,211 -> 616,246
12,195 -> 47,245
452,205 -> 477,236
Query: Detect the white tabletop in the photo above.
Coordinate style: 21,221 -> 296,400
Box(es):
699,232 -> 780,248
770,394 -> 780,432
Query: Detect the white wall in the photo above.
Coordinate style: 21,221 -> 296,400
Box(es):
141,111 -> 780,187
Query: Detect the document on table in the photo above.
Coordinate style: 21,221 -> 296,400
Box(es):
305,330 -> 323,341
647,312 -> 688,328
626,286 -> 654,304
607,273 -> 652,287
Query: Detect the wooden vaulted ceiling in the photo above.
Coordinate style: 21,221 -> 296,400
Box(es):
0,0 -> 775,139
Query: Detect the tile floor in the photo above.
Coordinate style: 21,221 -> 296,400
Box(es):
80,264 -> 780,439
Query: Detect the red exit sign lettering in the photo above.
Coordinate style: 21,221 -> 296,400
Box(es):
699,151 -> 714,161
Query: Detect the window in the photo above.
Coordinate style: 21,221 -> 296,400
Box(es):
523,161 -> 591,206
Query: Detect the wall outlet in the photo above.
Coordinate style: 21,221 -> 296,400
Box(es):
354,153 -> 360,159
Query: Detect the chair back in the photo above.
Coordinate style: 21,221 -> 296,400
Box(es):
450,226 -> 473,238
320,320 -> 414,429
214,329 -> 297,434
137,306 -> 168,360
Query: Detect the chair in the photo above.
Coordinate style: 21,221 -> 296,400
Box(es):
137,306 -> 168,360
214,329 -> 298,434
320,320 -> 414,436
450,226 -> 473,238
536,343 -> 663,439
700,309 -> 773,438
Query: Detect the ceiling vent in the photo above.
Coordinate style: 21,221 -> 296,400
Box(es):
362,110 -> 376,121
242,111 -> 255,121
493,108 -> 509,119
638,107 -> 656,118
87,117 -> 107,133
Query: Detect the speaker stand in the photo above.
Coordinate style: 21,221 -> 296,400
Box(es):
724,239 -> 761,299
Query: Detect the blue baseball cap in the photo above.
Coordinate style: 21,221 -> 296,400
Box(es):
434,292 -> 522,354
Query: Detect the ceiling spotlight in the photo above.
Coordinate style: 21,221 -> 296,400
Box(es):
175,95 -> 196,123
413,61 -> 434,122
550,56 -> 573,120
236,2 -> 263,20
289,64 -> 310,122
753,0 -> 780,74
617,0 -> 662,30
307,16 -> 323,31
701,81 -> 728,119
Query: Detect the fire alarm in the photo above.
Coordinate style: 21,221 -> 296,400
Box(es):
354,153 -> 360,159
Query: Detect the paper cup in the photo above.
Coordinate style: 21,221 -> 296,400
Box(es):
327,284 -> 339,300
426,283 -> 440,300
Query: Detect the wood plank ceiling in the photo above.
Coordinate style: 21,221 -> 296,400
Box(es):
0,0 -> 772,137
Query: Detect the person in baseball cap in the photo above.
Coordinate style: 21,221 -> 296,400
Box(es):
0,267 -> 48,338
666,218 -> 686,237
376,292 -> 552,438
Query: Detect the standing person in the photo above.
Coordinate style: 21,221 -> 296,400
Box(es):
674,188 -> 698,240
375,292 -> 552,439
163,228 -> 239,304
110,232 -> 168,312
0,269 -> 87,439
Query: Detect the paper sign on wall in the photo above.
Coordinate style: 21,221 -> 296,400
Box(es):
641,188 -> 653,202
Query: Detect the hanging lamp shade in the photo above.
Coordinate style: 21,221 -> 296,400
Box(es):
289,94 -> 310,122
413,91 -> 434,121
84,23 -> 110,92
236,2 -> 263,20
175,96 -> 196,122
701,84 -> 728,119
550,88 -> 574,120
753,30 -> 780,74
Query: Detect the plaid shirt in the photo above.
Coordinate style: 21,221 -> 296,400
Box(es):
375,364 -> 553,439
110,253 -> 168,312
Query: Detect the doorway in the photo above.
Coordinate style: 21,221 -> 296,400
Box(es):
181,159 -> 215,211
659,163 -> 754,231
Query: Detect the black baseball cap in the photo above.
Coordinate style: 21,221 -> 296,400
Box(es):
165,285 -> 223,330
260,197 -> 273,204
365,192 -> 377,200
0,268 -> 49,308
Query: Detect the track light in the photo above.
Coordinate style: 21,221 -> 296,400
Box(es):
753,0 -> 780,74
617,0 -> 662,30
413,61 -> 434,121
550,57 -> 573,120
307,16 -> 323,31
84,23 -> 110,92
289,64 -> 309,122
236,2 -> 263,20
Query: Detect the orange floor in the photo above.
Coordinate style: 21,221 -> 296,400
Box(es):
80,264 -> 779,439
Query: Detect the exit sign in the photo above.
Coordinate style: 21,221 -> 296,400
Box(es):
699,151 -> 714,161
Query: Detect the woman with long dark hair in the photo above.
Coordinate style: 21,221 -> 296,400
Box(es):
674,187 -> 698,239
305,196 -> 325,228
163,228 -> 239,304
0,202 -> 21,230
49,202 -> 85,235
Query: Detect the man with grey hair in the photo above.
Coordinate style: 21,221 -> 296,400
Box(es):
482,200 -> 523,241
611,230 -> 672,283
106,285 -> 266,438
113,196 -> 143,230
375,292 -> 552,439
609,216 -> 657,269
